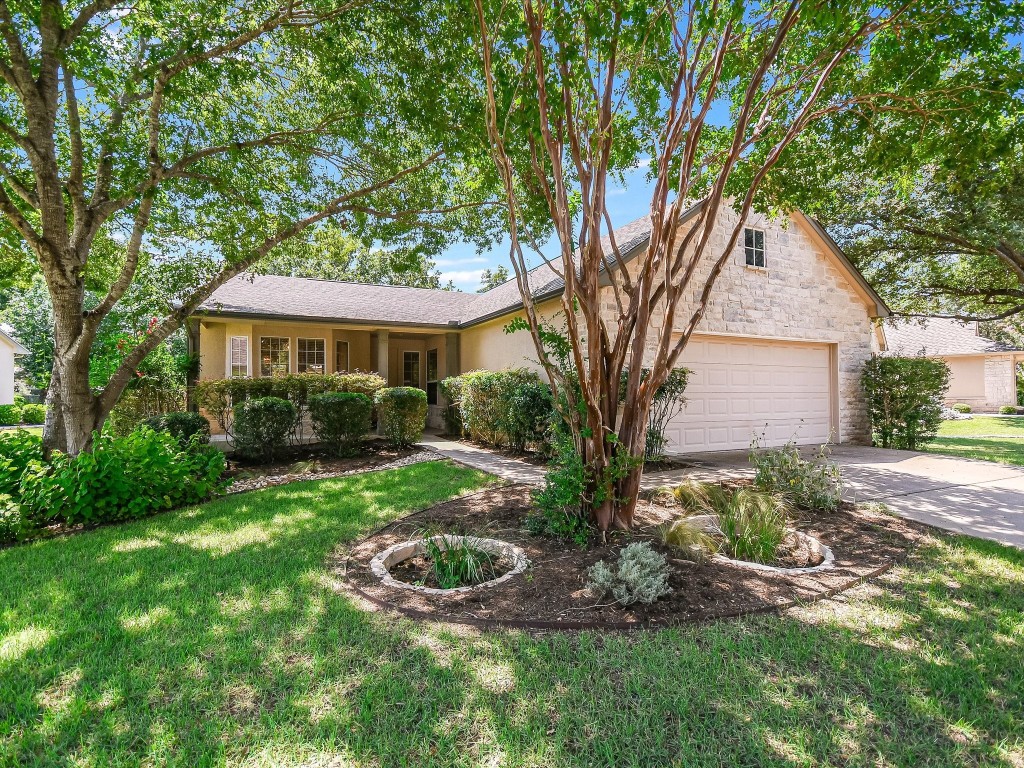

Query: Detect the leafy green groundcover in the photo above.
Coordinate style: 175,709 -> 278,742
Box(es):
1,461 -> 1022,766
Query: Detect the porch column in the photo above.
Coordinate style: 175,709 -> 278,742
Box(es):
445,330 -> 460,379
376,329 -> 389,384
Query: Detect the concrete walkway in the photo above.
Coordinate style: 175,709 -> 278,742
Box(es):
422,434 -> 1024,549
419,433 -> 547,485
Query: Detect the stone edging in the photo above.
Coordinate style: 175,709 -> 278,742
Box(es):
369,535 -> 529,595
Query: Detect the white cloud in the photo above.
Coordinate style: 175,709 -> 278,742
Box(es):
440,269 -> 486,289
433,256 -> 488,267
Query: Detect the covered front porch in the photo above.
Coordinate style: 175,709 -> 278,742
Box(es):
194,318 -> 461,428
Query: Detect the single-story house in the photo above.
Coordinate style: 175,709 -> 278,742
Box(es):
0,325 -> 28,405
881,318 -> 1023,411
194,202 -> 889,453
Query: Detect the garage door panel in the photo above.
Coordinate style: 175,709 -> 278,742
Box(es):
668,336 -> 833,453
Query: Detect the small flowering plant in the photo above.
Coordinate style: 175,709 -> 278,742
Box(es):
748,437 -> 843,511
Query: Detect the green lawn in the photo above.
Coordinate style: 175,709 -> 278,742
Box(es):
926,416 -> 1024,466
2,461 -> 1023,766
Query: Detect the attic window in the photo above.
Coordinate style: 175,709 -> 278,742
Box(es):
744,227 -> 766,268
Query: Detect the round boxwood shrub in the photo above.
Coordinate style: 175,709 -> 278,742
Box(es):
20,403 -> 46,425
142,411 -> 211,449
951,403 -> 972,414
309,392 -> 372,456
232,396 -> 296,462
999,404 -> 1024,415
0,404 -> 22,426
375,387 -> 427,447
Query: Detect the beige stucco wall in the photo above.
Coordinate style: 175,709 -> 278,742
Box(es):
944,356 -> 986,406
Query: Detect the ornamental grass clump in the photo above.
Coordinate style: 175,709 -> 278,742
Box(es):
716,488 -> 790,564
586,542 -> 672,605
421,535 -> 499,589
660,518 -> 720,563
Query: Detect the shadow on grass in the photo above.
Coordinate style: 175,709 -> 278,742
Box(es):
927,437 -> 1024,467
1,461 -> 1023,766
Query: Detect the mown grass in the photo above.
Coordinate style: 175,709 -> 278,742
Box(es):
927,416 -> 1024,466
2,460 -> 1023,766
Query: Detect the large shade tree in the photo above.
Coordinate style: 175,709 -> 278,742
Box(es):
474,0 -> 1019,531
774,10 -> 1024,322
0,0 -> 494,454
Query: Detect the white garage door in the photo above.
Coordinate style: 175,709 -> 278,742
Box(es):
664,336 -> 833,453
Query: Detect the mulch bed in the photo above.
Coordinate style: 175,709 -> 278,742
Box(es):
224,444 -> 427,494
337,485 -> 927,629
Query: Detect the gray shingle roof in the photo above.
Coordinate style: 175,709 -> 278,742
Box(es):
200,274 -> 480,327
200,215 -> 664,327
200,206 -> 886,328
884,318 -> 1021,356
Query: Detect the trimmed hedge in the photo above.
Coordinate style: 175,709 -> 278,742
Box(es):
232,397 -> 296,462
862,355 -> 950,450
195,372 -> 386,442
375,387 -> 427,447
142,411 -> 211,448
0,428 -> 226,542
20,403 -> 46,425
444,368 -> 552,451
309,392 -> 372,456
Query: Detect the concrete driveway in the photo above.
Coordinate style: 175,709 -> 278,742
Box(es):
648,446 -> 1024,549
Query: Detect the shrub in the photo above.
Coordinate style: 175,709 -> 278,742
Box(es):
999,405 -> 1024,415
422,535 -> 499,589
0,429 -> 44,497
456,368 -> 551,451
375,387 -> 427,447
16,428 -> 226,527
862,355 -> 951,449
952,403 -> 972,414
0,495 -> 27,544
232,397 -> 296,461
749,439 -> 843,511
20,403 -> 46,425
195,372 -> 386,435
586,542 -> 672,605
716,488 -> 790,564
620,367 -> 689,460
528,430 -> 590,546
308,392 -> 372,456
13,394 -> 25,408
438,376 -> 464,436
0,404 -> 22,425
142,411 -> 210,449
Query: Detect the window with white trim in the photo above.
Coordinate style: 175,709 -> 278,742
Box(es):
229,336 -> 249,378
297,338 -> 326,374
260,336 -> 290,377
744,227 -> 766,268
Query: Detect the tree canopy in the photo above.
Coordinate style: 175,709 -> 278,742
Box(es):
0,0 -> 501,452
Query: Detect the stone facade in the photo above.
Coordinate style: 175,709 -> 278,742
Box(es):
984,355 -> 1019,410
596,208 -> 878,444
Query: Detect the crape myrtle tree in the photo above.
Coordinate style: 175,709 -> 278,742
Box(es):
0,0 -> 496,455
473,0 -> 1001,531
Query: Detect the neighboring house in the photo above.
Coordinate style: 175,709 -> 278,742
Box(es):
0,325 -> 28,405
882,318 -> 1023,411
195,202 -> 889,453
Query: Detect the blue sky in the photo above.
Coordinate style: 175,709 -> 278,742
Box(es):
436,162 -> 658,291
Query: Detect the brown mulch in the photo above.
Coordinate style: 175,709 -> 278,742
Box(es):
337,485 -> 927,629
